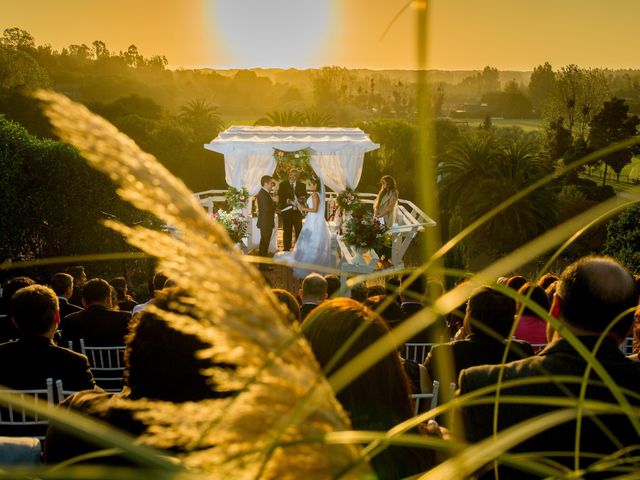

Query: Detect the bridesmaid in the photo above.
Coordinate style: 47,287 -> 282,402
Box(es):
373,175 -> 399,227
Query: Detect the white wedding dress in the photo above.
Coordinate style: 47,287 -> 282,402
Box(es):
275,184 -> 331,278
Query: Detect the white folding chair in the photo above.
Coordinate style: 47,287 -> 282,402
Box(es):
403,343 -> 435,362
530,343 -> 547,353
621,336 -> 634,355
0,378 -> 54,440
79,338 -> 126,392
54,380 -> 77,404
411,380 -> 440,416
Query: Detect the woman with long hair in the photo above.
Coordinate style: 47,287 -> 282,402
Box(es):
302,298 -> 434,478
373,175 -> 399,227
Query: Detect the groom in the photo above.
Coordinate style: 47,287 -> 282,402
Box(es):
277,169 -> 307,251
256,175 -> 277,271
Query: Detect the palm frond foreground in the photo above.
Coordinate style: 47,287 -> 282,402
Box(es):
35,90 -> 369,479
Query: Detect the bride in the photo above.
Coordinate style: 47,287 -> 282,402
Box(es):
275,177 -> 331,278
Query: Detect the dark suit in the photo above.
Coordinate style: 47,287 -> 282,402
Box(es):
0,336 -> 95,437
424,334 -> 534,383
400,302 -> 448,344
277,180 -> 307,251
0,337 -> 95,392
256,187 -> 276,258
57,297 -> 83,320
0,314 -> 20,343
300,302 -> 320,320
459,337 -> 640,478
61,305 -> 131,347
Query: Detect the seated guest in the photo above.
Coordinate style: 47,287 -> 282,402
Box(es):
109,277 -> 137,312
271,288 -> 301,325
44,288 -> 234,465
536,272 -> 559,290
0,276 -> 36,342
302,299 -> 434,479
66,266 -> 87,307
131,271 -> 169,316
400,274 -> 448,344
513,282 -> 550,350
424,286 -> 534,388
349,282 -> 367,302
61,278 -> 132,347
0,285 -> 94,400
323,274 -> 341,298
299,273 -> 327,320
459,256 -> 640,478
505,275 -> 527,291
367,284 -> 386,298
50,273 -> 83,319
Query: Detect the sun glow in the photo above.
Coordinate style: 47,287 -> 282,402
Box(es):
209,0 -> 336,69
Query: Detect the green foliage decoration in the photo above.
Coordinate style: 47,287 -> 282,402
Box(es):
342,208 -> 389,252
224,186 -> 249,211
273,148 -> 315,180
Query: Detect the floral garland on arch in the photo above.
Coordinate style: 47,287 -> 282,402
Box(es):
212,209 -> 249,243
225,186 -> 249,211
342,208 -> 389,253
273,148 -> 315,180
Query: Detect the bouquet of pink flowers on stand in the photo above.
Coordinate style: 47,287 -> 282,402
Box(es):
212,209 -> 249,244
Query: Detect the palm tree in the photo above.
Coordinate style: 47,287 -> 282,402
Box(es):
439,132 -> 558,268
179,99 -> 224,139
254,111 -> 305,127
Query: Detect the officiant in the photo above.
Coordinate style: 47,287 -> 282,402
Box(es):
278,168 -> 307,251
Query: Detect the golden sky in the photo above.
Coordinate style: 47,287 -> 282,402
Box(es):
3,0 -> 640,70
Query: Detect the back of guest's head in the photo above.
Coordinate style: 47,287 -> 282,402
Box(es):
517,282 -> 550,317
2,276 -> 36,305
301,273 -> 327,301
545,281 -> 558,299
66,266 -> 86,284
82,278 -> 112,304
323,274 -> 341,298
367,285 -> 386,298
152,272 -> 169,293
350,282 -> 367,302
302,298 -> 430,477
50,273 -> 73,297
385,277 -> 401,297
302,299 -> 413,428
401,274 -> 426,301
11,285 -> 58,337
272,289 -> 301,325
464,286 -> 516,339
537,273 -> 559,290
506,275 -> 528,291
125,288 -> 231,402
109,277 -> 128,300
364,295 -> 403,329
556,256 -> 638,338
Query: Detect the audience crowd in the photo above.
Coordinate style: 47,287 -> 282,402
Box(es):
0,256 -> 639,479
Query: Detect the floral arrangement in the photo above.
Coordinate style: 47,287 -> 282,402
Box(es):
225,186 -> 249,211
274,148 -> 315,180
336,187 -> 363,213
212,209 -> 249,243
342,209 -> 389,252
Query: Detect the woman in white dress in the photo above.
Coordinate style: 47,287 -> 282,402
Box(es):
276,177 -> 331,278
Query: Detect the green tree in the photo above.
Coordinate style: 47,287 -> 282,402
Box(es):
588,97 -> 640,184
255,110 -> 305,126
0,46 -> 50,92
603,204 -> 640,274
1,27 -> 35,50
438,131 -> 557,269
528,62 -> 556,116
178,99 -> 224,140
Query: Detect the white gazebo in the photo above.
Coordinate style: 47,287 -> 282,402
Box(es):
199,125 -> 436,279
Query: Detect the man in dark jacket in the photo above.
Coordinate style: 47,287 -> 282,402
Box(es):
61,278 -> 131,347
277,169 -> 307,251
459,256 -> 640,479
256,175 -> 277,271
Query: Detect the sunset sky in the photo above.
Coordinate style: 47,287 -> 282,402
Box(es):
3,0 -> 640,71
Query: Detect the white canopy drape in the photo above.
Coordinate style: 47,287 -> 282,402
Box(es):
204,126 -> 379,194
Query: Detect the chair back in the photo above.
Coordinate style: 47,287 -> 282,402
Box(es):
0,378 -> 54,440
54,380 -> 77,404
79,338 -> 126,392
411,380 -> 440,416
621,336 -> 634,355
403,343 -> 434,363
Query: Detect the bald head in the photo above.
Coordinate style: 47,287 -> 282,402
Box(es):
556,256 -> 638,337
